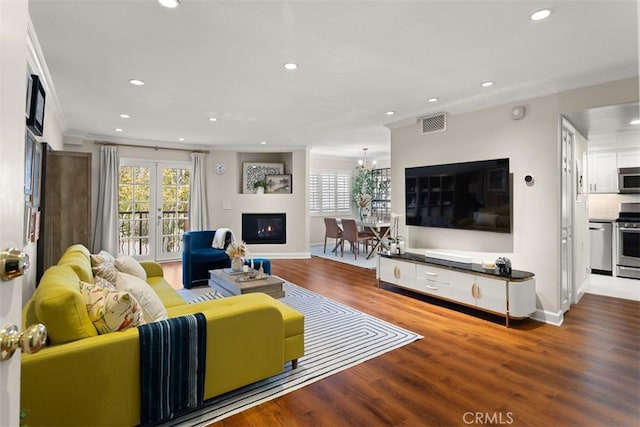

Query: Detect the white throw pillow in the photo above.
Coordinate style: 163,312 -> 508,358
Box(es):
115,272 -> 168,323
115,255 -> 147,280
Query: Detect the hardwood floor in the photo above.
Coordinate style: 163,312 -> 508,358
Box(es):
163,257 -> 640,426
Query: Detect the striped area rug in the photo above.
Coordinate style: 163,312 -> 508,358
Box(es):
164,281 -> 422,426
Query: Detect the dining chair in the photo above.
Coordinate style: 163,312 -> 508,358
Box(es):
323,217 -> 343,255
341,219 -> 373,260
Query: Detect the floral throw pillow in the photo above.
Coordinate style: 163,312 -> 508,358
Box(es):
79,281 -> 145,334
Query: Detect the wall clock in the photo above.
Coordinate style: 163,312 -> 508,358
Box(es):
214,162 -> 227,175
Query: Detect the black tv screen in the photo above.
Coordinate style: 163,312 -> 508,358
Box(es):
405,158 -> 511,233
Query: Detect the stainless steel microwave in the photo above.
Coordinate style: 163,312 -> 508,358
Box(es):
619,167 -> 640,193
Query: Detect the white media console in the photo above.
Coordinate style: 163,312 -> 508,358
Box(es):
377,252 -> 536,326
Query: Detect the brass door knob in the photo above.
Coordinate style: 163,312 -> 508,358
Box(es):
0,323 -> 47,360
0,248 -> 30,280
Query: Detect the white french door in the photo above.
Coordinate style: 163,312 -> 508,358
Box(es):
119,160 -> 190,261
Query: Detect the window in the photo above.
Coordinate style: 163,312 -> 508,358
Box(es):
309,170 -> 351,215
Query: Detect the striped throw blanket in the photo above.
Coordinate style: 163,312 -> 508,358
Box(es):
139,313 -> 207,425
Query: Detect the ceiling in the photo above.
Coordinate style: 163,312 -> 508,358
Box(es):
28,0 -> 639,160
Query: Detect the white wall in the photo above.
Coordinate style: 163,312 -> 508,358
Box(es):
66,143 -> 310,258
206,148 -> 309,257
389,77 -> 638,324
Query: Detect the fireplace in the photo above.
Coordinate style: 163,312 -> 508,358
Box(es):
242,213 -> 286,244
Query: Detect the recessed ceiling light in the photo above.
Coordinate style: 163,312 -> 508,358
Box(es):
630,119 -> 640,125
428,97 -> 439,103
208,117 -> 217,122
129,79 -> 145,86
481,81 -> 494,88
158,0 -> 180,8
120,114 -> 131,119
178,137 -> 185,141
260,141 -> 267,145
385,111 -> 395,116
115,128 -> 123,132
530,9 -> 552,21
284,63 -> 298,70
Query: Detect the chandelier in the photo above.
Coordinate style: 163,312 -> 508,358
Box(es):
356,148 -> 376,171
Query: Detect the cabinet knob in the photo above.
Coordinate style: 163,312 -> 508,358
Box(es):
393,266 -> 400,279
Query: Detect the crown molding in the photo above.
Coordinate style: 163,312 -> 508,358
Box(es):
385,65 -> 639,131
27,17 -> 68,132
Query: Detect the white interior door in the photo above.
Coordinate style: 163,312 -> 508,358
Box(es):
1,1 -> 29,423
560,123 -> 575,313
119,160 -> 189,261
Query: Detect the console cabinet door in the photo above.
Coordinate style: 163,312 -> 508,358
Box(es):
473,275 -> 507,314
379,257 -> 415,287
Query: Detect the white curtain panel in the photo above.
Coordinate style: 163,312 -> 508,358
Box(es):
189,152 -> 209,230
92,145 -> 119,254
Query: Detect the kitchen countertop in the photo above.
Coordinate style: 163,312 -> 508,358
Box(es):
589,218 -> 616,222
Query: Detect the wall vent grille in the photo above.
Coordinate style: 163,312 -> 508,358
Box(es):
421,113 -> 447,134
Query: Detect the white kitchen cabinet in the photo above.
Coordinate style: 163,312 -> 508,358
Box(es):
377,254 -> 536,326
588,152 -> 618,193
617,150 -> 640,168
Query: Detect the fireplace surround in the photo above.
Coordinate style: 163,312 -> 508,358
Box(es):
242,213 -> 286,244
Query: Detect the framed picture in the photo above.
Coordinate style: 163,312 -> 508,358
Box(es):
242,162 -> 284,193
23,205 -> 32,246
487,167 -> 507,192
26,74 -> 46,136
24,131 -> 35,202
266,174 -> 292,194
31,141 -> 43,207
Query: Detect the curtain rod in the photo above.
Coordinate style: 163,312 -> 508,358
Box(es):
96,141 -> 209,154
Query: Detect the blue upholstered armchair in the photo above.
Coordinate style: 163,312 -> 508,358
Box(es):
182,230 -> 232,288
182,230 -> 272,289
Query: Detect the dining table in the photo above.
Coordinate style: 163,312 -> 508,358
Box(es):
356,220 -> 392,259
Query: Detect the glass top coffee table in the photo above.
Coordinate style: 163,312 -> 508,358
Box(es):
208,268 -> 285,299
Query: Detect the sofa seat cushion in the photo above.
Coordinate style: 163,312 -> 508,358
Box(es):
189,248 -> 229,262
146,276 -> 186,308
34,265 -> 98,344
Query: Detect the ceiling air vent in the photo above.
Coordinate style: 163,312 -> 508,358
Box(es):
421,112 -> 447,135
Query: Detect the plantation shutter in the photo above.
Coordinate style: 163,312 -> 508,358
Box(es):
309,170 -> 352,215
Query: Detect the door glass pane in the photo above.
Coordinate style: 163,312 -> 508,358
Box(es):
119,166 -> 151,256
159,166 -> 190,257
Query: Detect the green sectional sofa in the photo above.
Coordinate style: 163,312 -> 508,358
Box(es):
21,244 -> 304,426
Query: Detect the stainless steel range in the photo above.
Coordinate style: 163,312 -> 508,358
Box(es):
616,203 -> 640,279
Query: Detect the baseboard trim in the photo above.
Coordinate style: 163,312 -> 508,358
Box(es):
531,309 -> 564,326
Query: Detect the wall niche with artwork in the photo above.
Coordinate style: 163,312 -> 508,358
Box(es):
237,152 -> 293,194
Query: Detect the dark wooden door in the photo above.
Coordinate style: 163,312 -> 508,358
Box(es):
36,145 -> 91,281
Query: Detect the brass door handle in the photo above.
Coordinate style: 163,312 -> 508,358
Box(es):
0,323 -> 47,361
393,266 -> 401,279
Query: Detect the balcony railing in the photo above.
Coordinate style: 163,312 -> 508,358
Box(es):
118,210 -> 189,256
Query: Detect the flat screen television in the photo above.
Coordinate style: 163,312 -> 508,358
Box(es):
405,158 -> 511,233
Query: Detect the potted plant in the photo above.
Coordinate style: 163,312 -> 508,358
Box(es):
253,180 -> 268,194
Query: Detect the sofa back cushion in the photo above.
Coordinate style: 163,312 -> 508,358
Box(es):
33,265 -> 98,344
57,244 -> 93,283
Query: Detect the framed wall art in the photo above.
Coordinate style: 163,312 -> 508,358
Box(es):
26,74 -> 46,136
265,174 -> 292,194
242,162 -> 284,193
24,130 -> 35,202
